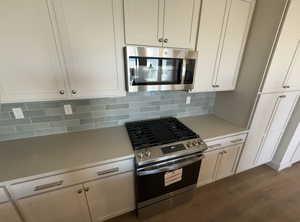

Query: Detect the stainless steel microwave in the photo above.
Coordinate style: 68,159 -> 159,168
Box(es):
124,46 -> 198,92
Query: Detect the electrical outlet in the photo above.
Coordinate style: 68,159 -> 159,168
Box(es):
64,104 -> 73,115
12,108 -> 24,119
186,96 -> 191,105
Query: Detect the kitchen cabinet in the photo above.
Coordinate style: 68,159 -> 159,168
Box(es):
237,92 -> 300,173
13,159 -> 135,222
0,202 -> 22,222
198,136 -> 244,187
197,149 -> 219,186
50,0 -> 125,99
0,0 -> 67,103
124,0 -> 200,49
215,144 -> 242,180
262,0 -> 300,93
17,185 -> 91,222
0,188 -> 22,222
193,0 -> 255,92
84,171 -> 135,222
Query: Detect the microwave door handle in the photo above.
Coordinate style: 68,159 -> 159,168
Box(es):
181,59 -> 187,84
137,155 -> 204,176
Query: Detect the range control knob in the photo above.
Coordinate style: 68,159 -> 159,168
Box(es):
145,151 -> 151,158
138,152 -> 144,159
186,143 -> 191,148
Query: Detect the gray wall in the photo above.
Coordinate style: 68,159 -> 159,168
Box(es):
214,0 -> 286,128
0,91 -> 215,142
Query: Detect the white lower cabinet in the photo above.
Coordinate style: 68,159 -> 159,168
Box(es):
84,171 -> 135,222
237,92 -> 300,173
198,143 -> 242,187
0,202 -> 22,222
10,159 -> 135,222
17,185 -> 91,222
16,171 -> 135,222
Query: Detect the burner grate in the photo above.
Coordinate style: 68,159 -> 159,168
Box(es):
125,117 -> 199,150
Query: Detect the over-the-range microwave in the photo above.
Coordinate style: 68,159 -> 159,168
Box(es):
124,46 -> 198,92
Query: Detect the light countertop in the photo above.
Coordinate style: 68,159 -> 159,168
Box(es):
0,114 -> 247,184
180,114 -> 248,141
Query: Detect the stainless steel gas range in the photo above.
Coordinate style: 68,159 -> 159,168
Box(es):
125,117 -> 207,218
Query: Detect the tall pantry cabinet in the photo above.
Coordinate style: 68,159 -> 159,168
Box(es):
237,0 -> 300,173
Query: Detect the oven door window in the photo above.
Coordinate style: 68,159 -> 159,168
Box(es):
136,159 -> 201,203
128,57 -> 195,85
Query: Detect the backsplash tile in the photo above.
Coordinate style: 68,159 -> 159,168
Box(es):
0,91 -> 215,142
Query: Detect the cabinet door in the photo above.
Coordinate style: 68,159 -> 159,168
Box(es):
51,0 -> 125,99
256,93 -> 300,165
197,150 -> 220,186
0,202 -> 22,222
17,185 -> 91,222
84,172 -> 135,222
237,93 -> 279,173
163,0 -> 200,49
193,0 -> 227,92
215,145 -> 242,180
237,93 -> 299,173
263,0 -> 300,93
0,0 -> 67,103
214,0 -> 255,91
124,0 -> 163,47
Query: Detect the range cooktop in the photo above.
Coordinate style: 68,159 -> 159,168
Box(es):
125,117 -> 199,150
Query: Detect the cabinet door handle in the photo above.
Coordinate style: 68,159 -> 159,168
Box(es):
84,187 -> 90,192
77,189 -> 83,194
59,90 -> 65,95
279,95 -> 286,98
230,139 -> 243,144
158,38 -> 164,43
97,167 -> 119,176
208,144 -> 222,149
34,180 -> 63,191
164,38 -> 168,43
71,90 -> 77,95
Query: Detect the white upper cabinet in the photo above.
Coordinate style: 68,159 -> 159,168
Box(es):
0,0 -> 67,103
237,92 -> 300,173
262,0 -> 300,93
163,0 -> 200,49
51,0 -> 125,99
123,0 -> 200,49
193,0 -> 255,92
124,0 -> 163,47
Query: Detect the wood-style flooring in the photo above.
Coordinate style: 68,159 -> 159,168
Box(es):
108,163 -> 300,222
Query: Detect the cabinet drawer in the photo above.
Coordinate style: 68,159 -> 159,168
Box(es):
205,133 -> 247,152
10,158 -> 134,199
0,188 -> 9,203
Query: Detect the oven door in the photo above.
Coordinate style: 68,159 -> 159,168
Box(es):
136,154 -> 203,206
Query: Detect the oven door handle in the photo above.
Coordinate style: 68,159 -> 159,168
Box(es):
137,155 -> 204,176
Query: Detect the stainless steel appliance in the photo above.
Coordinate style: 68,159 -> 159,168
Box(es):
125,117 -> 207,218
124,46 -> 198,92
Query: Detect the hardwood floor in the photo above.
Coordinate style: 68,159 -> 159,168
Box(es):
108,163 -> 300,222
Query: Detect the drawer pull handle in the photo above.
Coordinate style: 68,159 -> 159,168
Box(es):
34,180 -> 63,191
230,139 -> 243,143
208,144 -> 222,149
97,167 -> 119,176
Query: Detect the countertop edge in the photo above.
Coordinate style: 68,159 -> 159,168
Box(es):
1,154 -> 134,186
